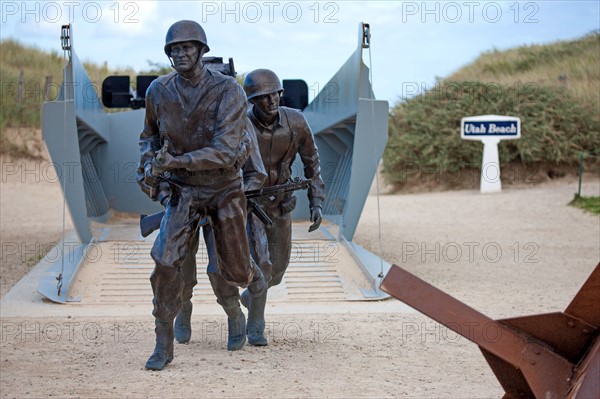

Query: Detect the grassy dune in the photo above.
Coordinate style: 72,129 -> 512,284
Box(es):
446,32 -> 599,110
0,38 -> 138,157
384,32 -> 600,189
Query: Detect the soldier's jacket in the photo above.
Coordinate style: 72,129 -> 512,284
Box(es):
137,119 -> 266,203
139,66 -> 247,183
248,105 -> 326,212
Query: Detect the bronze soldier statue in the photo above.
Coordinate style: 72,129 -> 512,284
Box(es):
173,121 -> 272,348
137,20 -> 267,370
241,69 -> 326,303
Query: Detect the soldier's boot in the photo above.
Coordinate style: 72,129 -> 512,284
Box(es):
240,261 -> 270,309
227,311 -> 247,351
207,272 -> 246,351
174,301 -> 192,344
240,289 -> 249,309
247,268 -> 268,346
145,320 -> 175,371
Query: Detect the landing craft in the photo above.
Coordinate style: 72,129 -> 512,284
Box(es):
33,22 -> 390,305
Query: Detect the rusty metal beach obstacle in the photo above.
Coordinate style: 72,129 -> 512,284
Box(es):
380,263 -> 599,398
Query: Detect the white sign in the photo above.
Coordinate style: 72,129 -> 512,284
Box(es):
461,115 -> 521,193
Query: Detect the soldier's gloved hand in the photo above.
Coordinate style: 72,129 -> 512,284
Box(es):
137,165 -> 154,198
153,151 -> 189,171
308,206 -> 322,232
144,163 -> 160,187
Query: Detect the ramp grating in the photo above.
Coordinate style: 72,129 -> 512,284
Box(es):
73,239 -> 349,304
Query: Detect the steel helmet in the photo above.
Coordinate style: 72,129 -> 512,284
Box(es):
243,69 -> 283,100
164,20 -> 209,56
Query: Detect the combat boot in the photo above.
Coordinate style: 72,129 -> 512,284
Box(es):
227,311 -> 247,351
240,258 -> 272,310
174,301 -> 192,343
247,269 -> 268,346
145,320 -> 175,371
207,272 -> 247,351
240,289 -> 249,309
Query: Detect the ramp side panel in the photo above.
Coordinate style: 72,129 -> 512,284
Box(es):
302,47 -> 362,134
69,50 -> 109,143
37,241 -> 89,303
42,101 -> 92,243
341,99 -> 388,241
97,110 -> 163,215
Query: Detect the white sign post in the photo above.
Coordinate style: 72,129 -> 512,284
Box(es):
461,115 -> 521,193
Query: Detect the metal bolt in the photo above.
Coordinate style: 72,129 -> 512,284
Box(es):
568,321 -> 575,328
582,328 -> 589,334
530,359 -> 536,365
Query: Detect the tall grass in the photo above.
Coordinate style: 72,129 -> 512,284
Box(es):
0,38 -> 137,127
0,38 -> 139,157
446,32 -> 600,111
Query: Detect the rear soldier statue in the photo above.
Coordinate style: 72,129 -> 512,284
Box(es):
137,20 -> 267,370
241,69 -> 326,304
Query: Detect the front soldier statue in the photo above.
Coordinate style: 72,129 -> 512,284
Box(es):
137,20 -> 267,370
173,123 -> 271,348
241,69 -> 326,304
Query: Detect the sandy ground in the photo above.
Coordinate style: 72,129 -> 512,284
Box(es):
1,158 -> 599,398
0,157 -> 70,298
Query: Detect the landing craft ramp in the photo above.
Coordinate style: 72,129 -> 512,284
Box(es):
28,22 -> 389,307
67,221 -> 378,306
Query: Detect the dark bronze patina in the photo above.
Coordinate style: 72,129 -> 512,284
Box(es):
137,20 -> 267,370
243,68 -> 326,290
173,123 -> 272,349
174,69 -> 327,348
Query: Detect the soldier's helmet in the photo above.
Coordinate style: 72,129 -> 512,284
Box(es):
164,20 -> 210,56
243,69 -> 283,100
